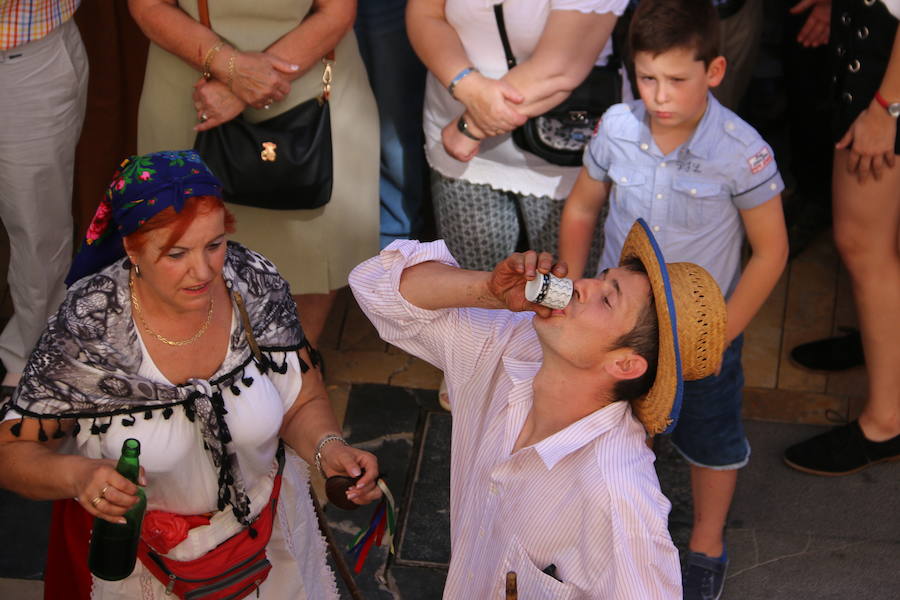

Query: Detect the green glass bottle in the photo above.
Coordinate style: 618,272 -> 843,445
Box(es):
88,438 -> 148,581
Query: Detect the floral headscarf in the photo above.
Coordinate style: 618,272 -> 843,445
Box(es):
66,150 -> 222,286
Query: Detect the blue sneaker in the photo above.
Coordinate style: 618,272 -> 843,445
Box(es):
682,548 -> 728,600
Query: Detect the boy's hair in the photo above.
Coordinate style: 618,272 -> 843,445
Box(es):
628,0 -> 721,67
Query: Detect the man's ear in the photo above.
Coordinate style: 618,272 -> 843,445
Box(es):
706,55 -> 727,88
604,349 -> 648,381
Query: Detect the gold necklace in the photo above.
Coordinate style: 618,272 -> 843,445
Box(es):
130,274 -> 214,347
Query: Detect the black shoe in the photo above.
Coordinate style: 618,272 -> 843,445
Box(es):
790,328 -> 864,371
784,420 -> 900,476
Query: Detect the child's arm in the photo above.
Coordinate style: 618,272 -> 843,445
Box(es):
726,194 -> 788,343
559,168 -> 611,280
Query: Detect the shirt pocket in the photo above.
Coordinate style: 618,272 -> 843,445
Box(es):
608,164 -> 650,222
498,537 -> 587,600
669,177 -> 729,229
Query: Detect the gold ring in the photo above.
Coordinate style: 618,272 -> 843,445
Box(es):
100,485 -> 110,498
90,496 -> 103,507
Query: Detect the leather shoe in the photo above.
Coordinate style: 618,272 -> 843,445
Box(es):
784,420 -> 900,476
790,328 -> 863,371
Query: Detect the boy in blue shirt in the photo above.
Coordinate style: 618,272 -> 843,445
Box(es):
559,0 -> 788,598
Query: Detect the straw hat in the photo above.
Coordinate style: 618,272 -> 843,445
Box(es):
619,219 -> 727,435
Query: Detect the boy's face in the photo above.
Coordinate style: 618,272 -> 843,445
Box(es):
633,47 -> 726,134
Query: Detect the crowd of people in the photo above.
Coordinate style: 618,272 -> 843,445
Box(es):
0,0 -> 897,599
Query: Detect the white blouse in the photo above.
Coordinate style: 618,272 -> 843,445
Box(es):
423,0 -> 630,199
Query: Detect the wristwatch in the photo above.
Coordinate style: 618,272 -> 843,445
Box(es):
874,91 -> 900,118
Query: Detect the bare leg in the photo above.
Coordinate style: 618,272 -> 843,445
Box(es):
688,465 -> 737,557
832,150 -> 900,441
293,290 -> 339,349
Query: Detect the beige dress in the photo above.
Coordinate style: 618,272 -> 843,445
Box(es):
137,0 -> 379,294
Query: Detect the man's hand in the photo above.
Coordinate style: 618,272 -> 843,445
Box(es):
790,0 -> 831,48
487,251 -> 568,317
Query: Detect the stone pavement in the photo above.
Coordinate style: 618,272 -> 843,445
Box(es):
320,383 -> 900,600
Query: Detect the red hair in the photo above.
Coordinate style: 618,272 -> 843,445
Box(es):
125,195 -> 236,259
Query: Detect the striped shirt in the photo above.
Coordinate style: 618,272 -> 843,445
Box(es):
0,0 -> 80,50
350,240 -> 681,599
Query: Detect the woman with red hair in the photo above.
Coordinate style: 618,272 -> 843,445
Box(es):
0,150 -> 380,599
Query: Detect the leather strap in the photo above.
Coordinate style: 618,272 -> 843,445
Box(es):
198,0 -> 210,28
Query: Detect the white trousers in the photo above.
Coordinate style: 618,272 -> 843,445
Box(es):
0,19 -> 88,374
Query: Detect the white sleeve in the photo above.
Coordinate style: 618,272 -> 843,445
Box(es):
349,240 -> 530,377
881,0 -> 900,19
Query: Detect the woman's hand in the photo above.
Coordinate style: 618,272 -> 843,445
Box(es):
227,51 -> 298,109
453,72 -> 527,136
319,443 -> 382,506
836,99 -> 898,183
441,118 -> 481,162
487,250 -> 568,318
72,457 -> 146,524
789,0 -> 831,48
193,78 -> 247,131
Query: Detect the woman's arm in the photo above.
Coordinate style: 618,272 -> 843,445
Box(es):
279,347 -> 381,505
0,419 -> 142,524
263,0 -> 355,80
835,26 -> 900,182
436,7 -> 618,151
128,0 -> 297,108
407,0 -> 526,134
500,9 -> 618,118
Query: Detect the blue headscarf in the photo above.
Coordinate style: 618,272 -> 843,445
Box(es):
65,150 -> 222,286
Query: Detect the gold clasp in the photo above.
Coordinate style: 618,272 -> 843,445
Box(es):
319,58 -> 334,105
260,142 -> 277,162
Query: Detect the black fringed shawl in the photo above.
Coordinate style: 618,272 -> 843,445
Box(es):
0,241 -> 315,525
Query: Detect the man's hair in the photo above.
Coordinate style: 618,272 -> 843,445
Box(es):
628,0 -> 721,67
611,257 -> 659,403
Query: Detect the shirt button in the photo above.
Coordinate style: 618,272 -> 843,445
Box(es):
656,193 -> 663,200
653,225 -> 660,232
770,182 -> 777,191
479,528 -> 485,537
690,188 -> 697,195
640,142 -> 649,151
726,121 -> 735,131
620,176 -> 628,183
660,162 -> 667,168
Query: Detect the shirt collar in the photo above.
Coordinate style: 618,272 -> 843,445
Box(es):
615,94 -> 720,160
679,92 -> 720,160
501,355 -> 631,470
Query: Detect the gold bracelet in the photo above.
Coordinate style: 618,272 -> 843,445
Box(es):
202,40 -> 225,80
226,53 -> 236,88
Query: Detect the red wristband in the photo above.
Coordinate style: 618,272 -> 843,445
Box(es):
875,91 -> 891,110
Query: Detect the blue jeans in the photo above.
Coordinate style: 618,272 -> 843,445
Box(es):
354,0 -> 428,248
671,335 -> 750,469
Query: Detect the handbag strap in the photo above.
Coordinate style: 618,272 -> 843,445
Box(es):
493,3 -> 517,70
492,2 -> 619,72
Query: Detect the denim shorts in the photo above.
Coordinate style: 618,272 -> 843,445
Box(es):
670,335 -> 750,469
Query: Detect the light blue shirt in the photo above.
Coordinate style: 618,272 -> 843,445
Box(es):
585,94 -> 784,296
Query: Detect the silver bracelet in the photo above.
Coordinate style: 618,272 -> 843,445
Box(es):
313,433 -> 348,478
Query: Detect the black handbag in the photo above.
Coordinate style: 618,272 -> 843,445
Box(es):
192,0 -> 333,210
493,3 -> 622,167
